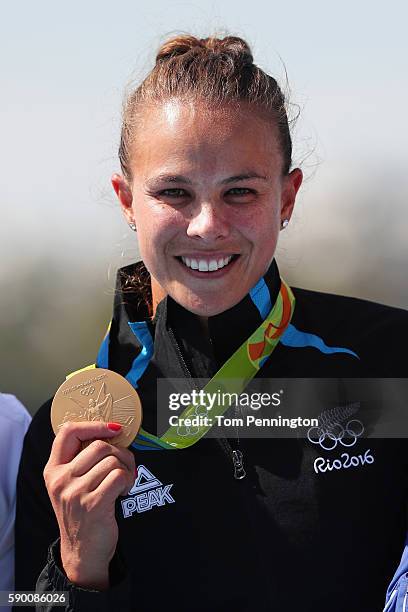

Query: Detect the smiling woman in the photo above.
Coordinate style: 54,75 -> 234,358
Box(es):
14,32 -> 408,612
112,99 -> 302,316
111,60 -> 302,317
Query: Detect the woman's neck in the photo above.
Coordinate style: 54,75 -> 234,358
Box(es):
151,276 -> 167,319
151,276 -> 210,338
197,315 -> 210,337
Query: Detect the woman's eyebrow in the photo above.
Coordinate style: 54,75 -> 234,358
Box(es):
145,174 -> 192,188
145,172 -> 268,188
222,173 -> 268,184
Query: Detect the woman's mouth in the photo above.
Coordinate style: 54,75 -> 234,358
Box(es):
175,254 -> 240,274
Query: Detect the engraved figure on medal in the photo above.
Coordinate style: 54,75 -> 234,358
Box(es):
51,369 -> 142,448
59,382 -> 135,439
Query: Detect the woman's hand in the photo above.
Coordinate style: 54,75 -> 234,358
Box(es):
43,421 -> 136,590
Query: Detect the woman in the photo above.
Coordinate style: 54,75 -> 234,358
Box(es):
14,34 -> 408,611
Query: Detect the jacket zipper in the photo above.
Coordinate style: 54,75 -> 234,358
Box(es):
168,327 -> 193,380
168,326 -> 246,479
218,434 -> 247,480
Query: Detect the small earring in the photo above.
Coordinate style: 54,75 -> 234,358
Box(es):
281,219 -> 289,229
128,221 -> 137,232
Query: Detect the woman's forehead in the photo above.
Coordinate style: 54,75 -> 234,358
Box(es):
137,98 -> 271,134
131,99 -> 281,176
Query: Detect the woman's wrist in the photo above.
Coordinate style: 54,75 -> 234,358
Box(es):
60,545 -> 110,590
63,560 -> 110,590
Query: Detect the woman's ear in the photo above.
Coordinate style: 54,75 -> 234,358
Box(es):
280,167 -> 303,223
111,173 -> 134,224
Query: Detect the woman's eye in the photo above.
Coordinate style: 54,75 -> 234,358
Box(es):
227,188 -> 255,196
159,188 -> 187,198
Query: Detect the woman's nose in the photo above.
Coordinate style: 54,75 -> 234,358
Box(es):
186,201 -> 231,241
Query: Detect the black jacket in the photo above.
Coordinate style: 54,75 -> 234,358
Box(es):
14,259 -> 408,611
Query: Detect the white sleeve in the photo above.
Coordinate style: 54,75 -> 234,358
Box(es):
0,394 -> 32,606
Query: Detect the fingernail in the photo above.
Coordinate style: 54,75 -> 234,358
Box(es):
107,422 -> 122,432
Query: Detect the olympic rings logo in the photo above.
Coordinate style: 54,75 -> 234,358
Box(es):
176,403 -> 206,437
176,421 -> 200,437
307,419 -> 364,451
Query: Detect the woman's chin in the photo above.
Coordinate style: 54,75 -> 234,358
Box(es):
170,288 -> 241,317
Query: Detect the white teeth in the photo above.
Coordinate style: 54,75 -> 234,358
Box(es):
180,255 -> 234,272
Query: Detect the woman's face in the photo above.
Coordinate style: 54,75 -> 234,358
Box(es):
114,100 -> 302,317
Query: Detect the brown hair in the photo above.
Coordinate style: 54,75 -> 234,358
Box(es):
118,33 -> 293,184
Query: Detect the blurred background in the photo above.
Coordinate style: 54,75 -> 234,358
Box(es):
1,0 -> 407,415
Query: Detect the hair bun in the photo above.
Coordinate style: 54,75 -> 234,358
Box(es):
209,36 -> 253,64
155,34 -> 254,65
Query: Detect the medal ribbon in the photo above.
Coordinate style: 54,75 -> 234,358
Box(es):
67,279 -> 295,450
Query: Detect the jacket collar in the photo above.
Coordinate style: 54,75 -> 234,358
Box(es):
164,259 -> 281,374
107,258 -> 282,378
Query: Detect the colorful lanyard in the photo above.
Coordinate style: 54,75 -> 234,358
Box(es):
66,279 -> 295,450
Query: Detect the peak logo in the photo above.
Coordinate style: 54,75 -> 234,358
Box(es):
121,465 -> 175,518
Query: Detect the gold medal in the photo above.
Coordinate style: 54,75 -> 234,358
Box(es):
51,368 -> 142,448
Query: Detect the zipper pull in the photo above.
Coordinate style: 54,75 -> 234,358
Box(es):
232,449 -> 246,480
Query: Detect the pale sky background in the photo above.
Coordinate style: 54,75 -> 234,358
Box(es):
1,0 -> 407,409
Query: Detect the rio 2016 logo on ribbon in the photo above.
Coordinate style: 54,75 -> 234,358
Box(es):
307,419 -> 364,451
